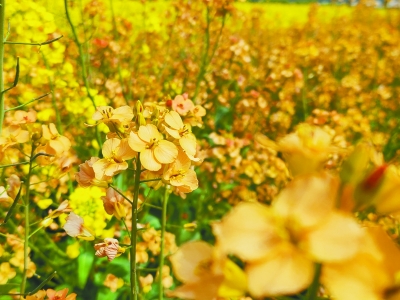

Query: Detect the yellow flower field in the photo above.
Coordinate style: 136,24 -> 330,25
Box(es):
1,0 -> 400,299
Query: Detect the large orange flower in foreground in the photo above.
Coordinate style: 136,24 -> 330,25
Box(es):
128,124 -> 178,171
213,173 -> 364,297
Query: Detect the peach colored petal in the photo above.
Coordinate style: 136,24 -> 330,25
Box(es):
141,149 -> 161,171
102,138 -> 121,158
179,133 -> 197,157
92,159 -> 109,179
48,140 -> 66,155
16,130 -> 29,144
49,123 -> 59,136
246,247 -> 314,297
63,213 -> 83,237
212,202 -> 282,261
116,138 -> 136,161
273,173 -> 338,230
164,125 -> 181,139
165,111 -> 184,130
58,136 -> 71,151
154,140 -> 178,164
167,275 -> 224,300
112,106 -> 134,123
104,161 -> 128,177
129,132 -> 146,152
138,124 -> 160,143
92,110 -> 105,121
42,125 -> 52,140
169,241 -> 213,283
322,254 -> 390,300
303,212 -> 363,262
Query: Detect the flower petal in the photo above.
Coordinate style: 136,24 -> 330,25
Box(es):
273,172 -> 338,230
140,149 -> 161,171
246,247 -> 314,297
212,202 -> 282,262
154,140 -> 178,164
165,111 -> 184,130
138,124 -> 160,143
129,132 -> 146,152
303,212 -> 363,262
169,241 -> 213,283
102,138 -> 121,158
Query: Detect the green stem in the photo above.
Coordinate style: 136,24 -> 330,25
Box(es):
64,0 -> 102,145
110,184 -> 133,206
139,178 -> 161,183
42,54 -> 62,133
122,218 -> 131,238
193,5 -> 211,100
4,35 -> 63,46
306,263 -> 322,300
0,161 -> 29,169
158,186 -> 170,300
0,0 -> 5,134
20,145 -> 35,297
5,92 -> 49,112
130,154 -> 141,300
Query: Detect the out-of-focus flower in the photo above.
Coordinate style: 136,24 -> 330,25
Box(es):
128,124 -> 178,171
103,274 -> 124,292
63,212 -> 95,241
101,187 -> 127,220
213,173 -> 365,297
25,290 -> 46,300
46,288 -> 77,300
0,262 -> 16,284
94,238 -> 125,261
9,110 -> 37,125
0,125 -> 29,150
168,241 -> 247,300
139,274 -> 154,294
93,138 -> 136,178
40,123 -> 71,156
75,157 -> 112,188
256,124 -> 336,176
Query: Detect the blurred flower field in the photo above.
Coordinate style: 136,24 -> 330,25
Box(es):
1,0 -> 400,299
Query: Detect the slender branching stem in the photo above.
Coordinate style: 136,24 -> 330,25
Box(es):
130,154 -> 141,300
0,0 -> 5,134
158,186 -> 170,300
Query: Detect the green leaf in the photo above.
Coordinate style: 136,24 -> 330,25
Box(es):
78,249 -> 95,289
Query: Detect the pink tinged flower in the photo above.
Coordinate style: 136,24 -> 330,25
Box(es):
75,157 -> 112,188
128,124 -> 178,171
11,110 -> 37,125
95,238 -> 125,261
63,213 -> 95,241
171,95 -> 195,116
164,111 -> 198,160
92,138 -> 136,178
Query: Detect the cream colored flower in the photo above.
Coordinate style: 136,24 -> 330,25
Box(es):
128,124 -> 178,171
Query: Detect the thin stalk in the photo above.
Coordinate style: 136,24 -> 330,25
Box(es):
64,0 -> 102,145
193,6 -> 211,101
110,184 -> 133,205
0,0 -> 5,134
158,187 -> 170,300
42,54 -> 62,133
20,145 -> 35,297
306,263 -> 322,300
130,154 -> 141,300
